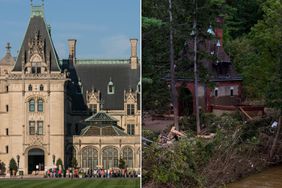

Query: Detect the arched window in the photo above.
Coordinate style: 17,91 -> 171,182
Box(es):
214,87 -> 218,97
81,147 -> 98,169
40,84 -> 44,91
38,99 -> 43,112
107,79 -> 115,94
28,84 -> 32,91
123,147 -> 133,168
29,99 -> 35,112
102,147 -> 118,169
230,87 -> 234,96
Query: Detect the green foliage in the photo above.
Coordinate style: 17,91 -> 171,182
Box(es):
9,158 -> 17,173
143,141 -> 203,187
142,129 -> 158,142
142,17 -> 164,29
56,158 -> 63,170
142,0 -> 234,114
119,158 -> 126,169
0,161 -> 6,175
229,0 -> 282,110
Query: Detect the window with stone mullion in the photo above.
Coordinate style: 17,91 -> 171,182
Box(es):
127,104 -> 135,115
29,121 -> 35,135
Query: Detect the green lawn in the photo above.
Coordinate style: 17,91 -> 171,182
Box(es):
0,178 -> 140,188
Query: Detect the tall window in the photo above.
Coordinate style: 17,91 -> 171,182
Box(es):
214,88 -> 218,97
29,99 -> 35,112
82,147 -> 98,169
38,99 -> 43,112
123,147 -> 133,168
127,124 -> 135,135
102,147 -> 118,169
6,146 -> 8,153
230,87 -> 234,96
6,128 -> 8,136
6,105 -> 8,112
40,84 -> 44,91
29,121 -> 35,135
28,84 -> 32,91
127,104 -> 135,115
37,121 -> 43,135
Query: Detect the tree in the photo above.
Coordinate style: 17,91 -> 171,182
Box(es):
142,0 -> 235,117
168,0 -> 180,130
0,161 -> 6,175
56,158 -> 63,170
229,0 -> 281,106
119,158 -> 126,169
9,158 -> 17,175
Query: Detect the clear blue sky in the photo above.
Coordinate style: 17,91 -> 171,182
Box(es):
0,0 -> 140,59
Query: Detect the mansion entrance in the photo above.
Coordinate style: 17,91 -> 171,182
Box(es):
28,148 -> 44,174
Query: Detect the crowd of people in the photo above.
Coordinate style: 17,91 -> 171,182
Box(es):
45,168 -> 139,178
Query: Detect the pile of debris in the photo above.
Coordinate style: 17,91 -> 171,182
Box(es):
158,126 -> 186,145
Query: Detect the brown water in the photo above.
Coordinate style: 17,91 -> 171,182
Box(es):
227,166 -> 282,188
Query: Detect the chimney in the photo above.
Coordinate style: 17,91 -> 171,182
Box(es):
130,39 -> 138,69
68,39 -> 77,66
215,16 -> 224,46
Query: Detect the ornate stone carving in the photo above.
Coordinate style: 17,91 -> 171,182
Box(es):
29,135 -> 44,146
86,89 -> 100,105
124,89 -> 137,103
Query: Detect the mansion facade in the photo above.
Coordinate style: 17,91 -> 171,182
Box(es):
0,3 -> 140,174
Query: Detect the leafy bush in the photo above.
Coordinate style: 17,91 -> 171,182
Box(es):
142,129 -> 158,142
56,158 -> 63,170
9,158 -> 17,175
143,139 -> 204,187
0,161 -> 6,175
119,158 -> 126,169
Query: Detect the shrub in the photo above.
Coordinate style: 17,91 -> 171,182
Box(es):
9,158 -> 17,175
56,158 -> 63,170
0,161 -> 6,175
119,158 -> 126,169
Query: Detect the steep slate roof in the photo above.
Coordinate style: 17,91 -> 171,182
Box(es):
12,6 -> 60,72
170,34 -> 241,82
67,59 -> 140,110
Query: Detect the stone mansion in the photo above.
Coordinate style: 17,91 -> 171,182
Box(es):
0,2 -> 140,174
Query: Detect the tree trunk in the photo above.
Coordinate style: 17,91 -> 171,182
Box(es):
269,115 -> 282,160
192,0 -> 201,135
168,0 -> 179,130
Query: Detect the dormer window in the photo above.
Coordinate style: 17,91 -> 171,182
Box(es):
137,82 -> 141,93
107,79 -> 115,95
32,62 -> 41,74
29,54 -> 46,74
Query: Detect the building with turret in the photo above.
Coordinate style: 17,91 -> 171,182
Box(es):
0,2 -> 140,175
